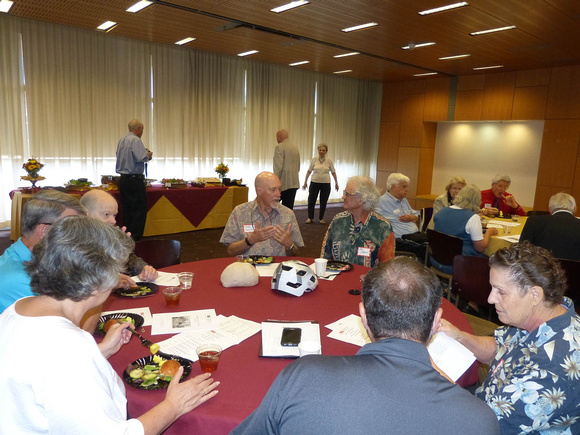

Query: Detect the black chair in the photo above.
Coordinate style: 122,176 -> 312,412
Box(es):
134,239 -> 181,269
420,207 -> 433,233
451,255 -> 495,320
558,258 -> 580,315
426,229 -> 463,301
526,210 -> 550,217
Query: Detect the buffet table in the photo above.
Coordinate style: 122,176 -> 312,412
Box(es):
9,185 -> 248,240
103,257 -> 479,435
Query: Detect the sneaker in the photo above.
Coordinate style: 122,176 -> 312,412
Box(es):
305,219 -> 312,224
319,219 -> 326,224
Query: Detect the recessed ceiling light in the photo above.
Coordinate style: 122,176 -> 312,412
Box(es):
473,65 -> 504,70
439,54 -> 471,60
334,70 -> 353,74
97,21 -> 117,32
341,22 -> 378,33
470,26 -> 516,36
333,52 -> 360,58
418,2 -> 468,15
175,37 -> 196,45
0,0 -> 14,13
126,1 -> 153,13
238,50 -> 259,57
401,42 -> 436,50
414,72 -> 438,77
289,60 -> 310,66
271,1 -> 309,13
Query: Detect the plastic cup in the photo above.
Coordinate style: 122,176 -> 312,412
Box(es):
235,255 -> 250,263
178,272 -> 194,289
196,344 -> 222,373
314,258 -> 328,277
503,225 -> 511,235
298,341 -> 321,357
163,286 -> 182,307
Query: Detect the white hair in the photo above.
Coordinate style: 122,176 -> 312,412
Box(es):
386,173 -> 410,191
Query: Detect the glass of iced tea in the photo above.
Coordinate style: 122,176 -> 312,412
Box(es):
163,286 -> 182,307
196,344 -> 222,373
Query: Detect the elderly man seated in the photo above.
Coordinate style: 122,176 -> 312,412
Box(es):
220,172 -> 304,256
520,192 -> 580,261
321,176 -> 394,267
480,174 -> 525,217
0,190 -> 85,314
231,257 -> 499,434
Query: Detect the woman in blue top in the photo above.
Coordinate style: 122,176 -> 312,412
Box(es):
302,143 -> 339,224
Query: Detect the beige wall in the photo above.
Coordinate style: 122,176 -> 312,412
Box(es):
378,65 -> 580,211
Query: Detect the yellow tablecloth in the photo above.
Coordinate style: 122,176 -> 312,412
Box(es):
483,216 -> 527,257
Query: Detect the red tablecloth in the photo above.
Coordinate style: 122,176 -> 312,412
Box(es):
103,257 -> 478,434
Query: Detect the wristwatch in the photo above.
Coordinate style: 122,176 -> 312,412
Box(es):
287,243 -> 296,251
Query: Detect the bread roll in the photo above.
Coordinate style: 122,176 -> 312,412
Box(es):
159,359 -> 181,377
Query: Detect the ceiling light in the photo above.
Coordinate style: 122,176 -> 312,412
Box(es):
0,0 -> 14,13
473,65 -> 504,70
97,21 -> 117,32
414,72 -> 438,77
418,2 -> 468,15
439,54 -> 471,60
333,52 -> 360,58
401,42 -> 436,50
271,1 -> 309,13
175,37 -> 196,45
289,60 -> 310,66
126,1 -> 153,13
333,70 -> 353,74
341,22 -> 378,33
470,26 -> 516,36
238,50 -> 259,57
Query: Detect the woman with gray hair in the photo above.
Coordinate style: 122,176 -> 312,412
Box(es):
431,184 -> 498,274
433,176 -> 467,215
0,216 -> 219,434
302,143 -> 339,224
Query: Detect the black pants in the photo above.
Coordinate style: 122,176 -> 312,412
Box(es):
308,182 -> 331,220
280,188 -> 298,210
119,174 -> 147,240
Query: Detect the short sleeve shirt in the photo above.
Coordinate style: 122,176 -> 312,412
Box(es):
308,157 -> 336,184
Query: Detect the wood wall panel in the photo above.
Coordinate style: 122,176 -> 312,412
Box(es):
546,66 -> 580,119
417,147 -> 435,195
376,171 -> 391,193
381,83 -> 403,122
512,86 -> 548,120
481,72 -> 516,120
396,147 -> 421,198
403,80 -> 426,95
454,90 -> 483,120
399,93 -> 425,147
536,119 -> 580,187
424,78 -> 451,121
516,68 -> 551,87
457,74 -> 485,91
422,121 -> 437,149
377,122 -> 400,172
534,185 -> 572,211
572,154 -> 580,202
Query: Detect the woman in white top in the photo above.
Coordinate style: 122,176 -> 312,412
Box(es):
302,143 -> 339,224
0,216 -> 219,434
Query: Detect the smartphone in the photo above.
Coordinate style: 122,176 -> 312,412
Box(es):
280,327 -> 302,347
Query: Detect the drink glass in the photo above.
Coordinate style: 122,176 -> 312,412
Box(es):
314,258 -> 328,277
298,340 -> 321,356
196,344 -> 222,373
163,286 -> 182,307
178,272 -> 194,289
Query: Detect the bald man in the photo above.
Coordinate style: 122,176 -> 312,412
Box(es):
220,172 -> 304,256
273,129 -> 300,209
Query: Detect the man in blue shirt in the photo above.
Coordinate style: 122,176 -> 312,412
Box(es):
0,190 -> 85,313
116,119 -> 153,240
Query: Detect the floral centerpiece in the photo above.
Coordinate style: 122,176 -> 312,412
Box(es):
21,158 -> 46,187
215,162 -> 229,180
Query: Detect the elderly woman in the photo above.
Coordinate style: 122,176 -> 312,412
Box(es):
0,216 -> 219,434
302,143 -> 339,224
428,176 -> 467,231
431,184 -> 498,274
439,242 -> 580,434
321,176 -> 395,267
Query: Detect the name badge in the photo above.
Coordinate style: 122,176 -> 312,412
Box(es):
243,224 -> 255,233
357,247 -> 371,257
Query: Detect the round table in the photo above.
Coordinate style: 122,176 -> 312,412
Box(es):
103,257 -> 478,434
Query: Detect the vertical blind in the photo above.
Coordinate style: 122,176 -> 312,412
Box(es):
0,14 -> 382,228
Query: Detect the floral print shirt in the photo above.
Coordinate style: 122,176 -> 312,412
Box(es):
476,297 -> 580,434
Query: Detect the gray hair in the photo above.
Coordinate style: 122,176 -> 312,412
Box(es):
491,174 -> 511,184
445,176 -> 467,191
386,173 -> 410,191
362,256 -> 442,344
26,216 -> 134,301
452,184 -> 482,213
549,192 -> 576,214
317,143 -> 328,152
128,119 -> 143,132
21,190 -> 86,236
349,176 -> 380,211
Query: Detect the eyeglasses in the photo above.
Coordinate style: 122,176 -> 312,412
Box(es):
343,190 -> 357,197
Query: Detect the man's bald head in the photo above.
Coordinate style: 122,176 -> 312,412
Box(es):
80,190 -> 119,226
276,129 -> 289,143
255,172 -> 282,210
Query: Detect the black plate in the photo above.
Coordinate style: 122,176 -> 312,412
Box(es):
326,261 -> 353,272
113,282 -> 159,298
123,355 -> 192,390
94,313 -> 144,336
249,255 -> 275,264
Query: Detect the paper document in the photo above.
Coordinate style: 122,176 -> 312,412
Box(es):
487,220 -> 521,227
255,263 -> 280,277
326,314 -> 370,346
151,309 -> 218,335
130,271 -> 180,287
308,262 -> 340,280
427,332 -> 476,382
261,322 -> 321,357
497,235 -> 520,243
101,307 -> 153,326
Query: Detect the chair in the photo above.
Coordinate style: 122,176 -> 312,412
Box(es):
558,258 -> 580,315
134,239 -> 181,269
526,210 -> 550,217
426,229 -> 463,301
420,207 -> 433,233
451,255 -> 495,320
